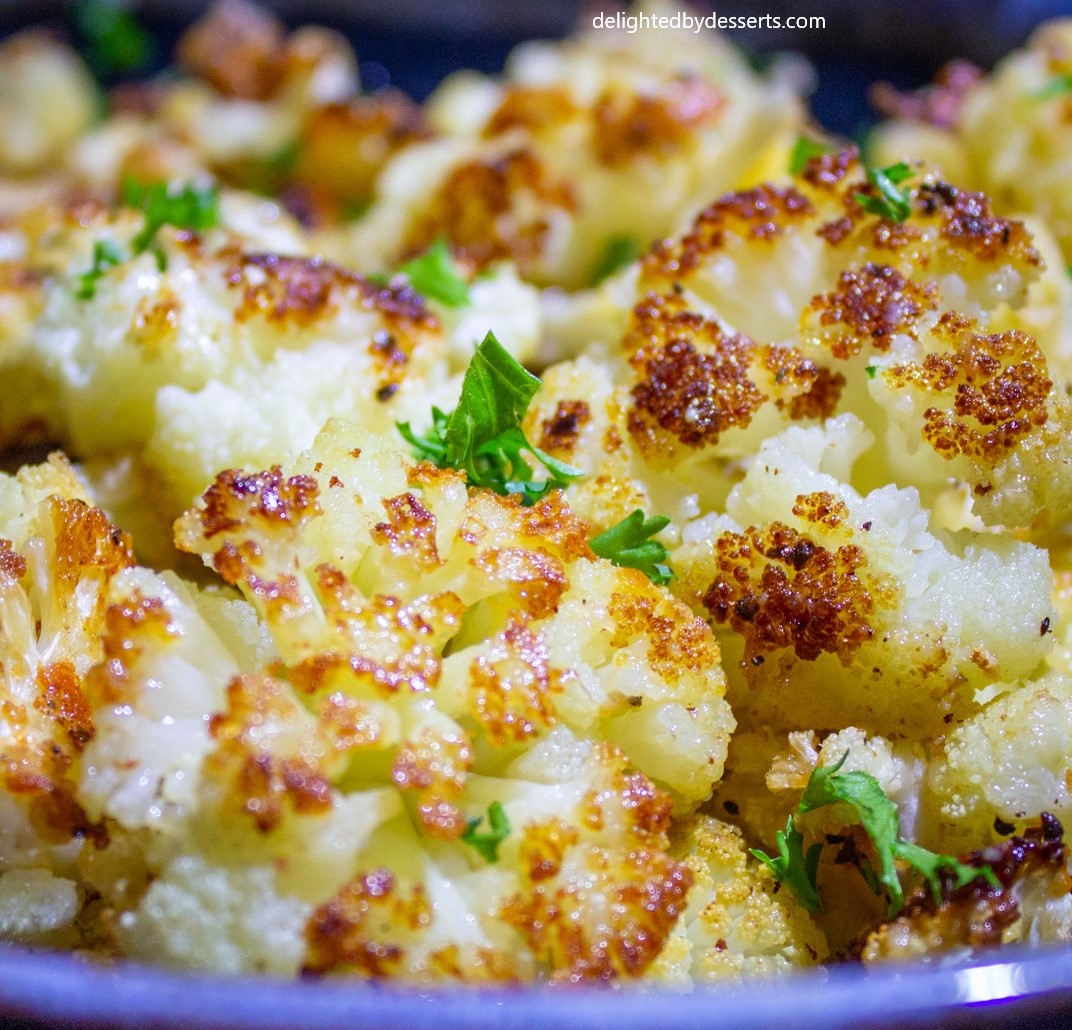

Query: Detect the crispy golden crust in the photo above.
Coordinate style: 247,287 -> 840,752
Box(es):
205,672 -> 334,832
885,314 -> 1052,465
592,76 -> 725,166
703,522 -> 878,665
806,264 -> 939,358
404,148 -> 577,274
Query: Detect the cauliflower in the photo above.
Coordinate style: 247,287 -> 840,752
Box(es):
0,191 -> 540,534
0,32 -> 96,176
327,0 -> 803,288
527,150 -> 1072,533
648,814 -> 828,985
672,416 -> 1054,740
926,672 -> 1072,851
870,20 -> 1072,268
151,419 -> 735,980
858,814 -> 1072,964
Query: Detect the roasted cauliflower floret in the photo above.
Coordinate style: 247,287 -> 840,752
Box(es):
529,151 -> 1072,532
648,813 -> 828,985
0,32 -> 97,176
870,20 -> 1072,268
137,420 -> 737,981
673,416 -> 1053,739
858,814 -> 1072,964
0,193 -> 540,534
926,672 -> 1072,851
0,455 -> 132,871
329,1 -> 802,288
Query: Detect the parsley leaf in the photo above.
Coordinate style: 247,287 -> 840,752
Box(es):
121,178 -> 220,269
750,815 -> 823,912
590,510 -> 674,585
1031,74 -> 1072,101
865,365 -> 879,379
591,234 -> 641,285
397,331 -> 582,505
461,801 -> 510,863
755,753 -> 999,917
74,239 -> 124,300
399,238 -> 469,308
72,0 -> 154,79
789,135 -> 833,175
854,162 -> 914,223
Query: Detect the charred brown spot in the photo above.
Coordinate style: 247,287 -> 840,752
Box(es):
806,264 -> 939,357
627,294 -> 764,450
703,522 -> 878,664
305,870 -> 431,976
0,539 -> 26,581
485,85 -> 580,137
646,185 -> 813,281
592,76 -> 724,166
391,728 -> 471,839
466,614 -> 562,745
197,466 -> 320,539
539,400 -> 591,455
372,492 -> 440,567
405,148 -> 577,276
886,317 -> 1052,464
34,662 -> 93,748
48,497 -> 135,588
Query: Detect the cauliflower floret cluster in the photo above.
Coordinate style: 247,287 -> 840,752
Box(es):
529,149 -> 1072,535
326,0 -> 803,288
66,420 -> 730,982
870,20 -> 1072,269
672,415 -> 1053,739
0,191 -> 540,538
648,814 -> 828,985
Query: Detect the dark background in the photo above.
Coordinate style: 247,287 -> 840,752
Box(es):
3,0 -> 1072,136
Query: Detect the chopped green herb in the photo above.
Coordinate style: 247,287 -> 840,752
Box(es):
789,135 -> 833,175
461,801 -> 510,863
72,0 -> 154,79
1030,74 -> 1072,101
590,510 -> 674,585
397,331 -> 582,505
865,365 -> 878,379
399,238 -> 469,308
591,234 -> 641,285
753,753 -> 999,917
74,239 -> 124,300
121,178 -> 220,269
854,162 -> 914,223
340,198 -> 372,223
750,815 -> 823,912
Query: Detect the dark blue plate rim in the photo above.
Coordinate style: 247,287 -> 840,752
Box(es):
1,944 -> 1072,1030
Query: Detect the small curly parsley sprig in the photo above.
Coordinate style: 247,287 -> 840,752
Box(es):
74,239 -> 124,300
854,162 -> 914,223
751,754 -> 999,916
461,802 -> 511,863
1031,74 -> 1072,102
788,135 -> 834,175
122,177 -> 220,270
590,510 -> 674,585
397,331 -> 582,506
371,238 -> 470,307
